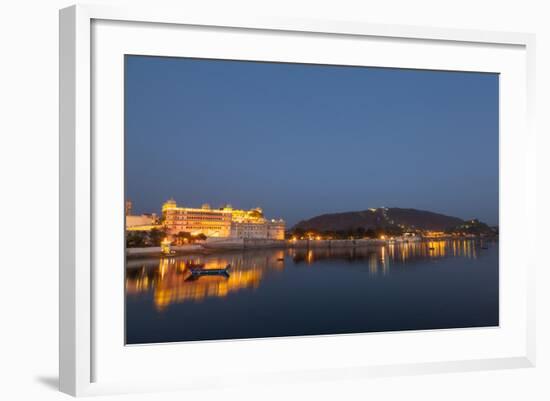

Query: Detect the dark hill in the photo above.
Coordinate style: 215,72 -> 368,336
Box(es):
292,208 -> 465,232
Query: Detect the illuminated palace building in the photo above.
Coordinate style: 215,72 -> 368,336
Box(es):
162,199 -> 285,240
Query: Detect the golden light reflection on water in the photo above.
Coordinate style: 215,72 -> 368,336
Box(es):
126,250 -> 285,310
287,239 -> 481,274
126,240 -> 488,309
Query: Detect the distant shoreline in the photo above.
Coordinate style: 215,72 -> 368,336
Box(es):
126,236 -> 497,259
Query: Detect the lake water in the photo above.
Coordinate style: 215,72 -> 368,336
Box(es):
126,239 -> 498,344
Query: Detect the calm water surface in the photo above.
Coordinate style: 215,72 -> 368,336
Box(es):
126,239 -> 498,344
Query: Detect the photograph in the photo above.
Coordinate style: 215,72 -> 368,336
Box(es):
124,55 -> 499,345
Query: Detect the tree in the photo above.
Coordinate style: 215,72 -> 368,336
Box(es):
293,228 -> 306,238
174,231 -> 192,245
385,225 -> 404,236
148,228 -> 167,246
365,228 -> 376,238
126,231 -> 147,248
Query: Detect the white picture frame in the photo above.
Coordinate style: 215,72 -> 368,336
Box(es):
59,4 -> 536,397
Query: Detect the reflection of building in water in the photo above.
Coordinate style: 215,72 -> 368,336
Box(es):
126,250 -> 285,309
126,240 -> 484,309
289,239 -> 479,275
154,269 -> 262,310
162,199 -> 285,239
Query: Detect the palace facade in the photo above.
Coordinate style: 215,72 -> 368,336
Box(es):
161,199 -> 285,240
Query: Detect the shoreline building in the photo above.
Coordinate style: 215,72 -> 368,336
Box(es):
162,199 -> 285,240
125,200 -> 161,231
125,200 -> 133,216
126,213 -> 161,231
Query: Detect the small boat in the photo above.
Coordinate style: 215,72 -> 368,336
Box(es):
189,264 -> 231,277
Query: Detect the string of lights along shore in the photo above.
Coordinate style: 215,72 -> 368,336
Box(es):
125,199 -> 285,240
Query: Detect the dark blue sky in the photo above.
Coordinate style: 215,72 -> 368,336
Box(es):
125,56 -> 499,227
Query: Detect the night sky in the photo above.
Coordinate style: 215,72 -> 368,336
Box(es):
125,56 -> 499,227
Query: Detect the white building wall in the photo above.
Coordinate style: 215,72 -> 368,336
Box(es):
126,214 -> 155,228
267,221 -> 285,240
230,222 -> 268,238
